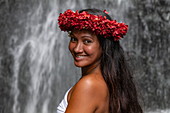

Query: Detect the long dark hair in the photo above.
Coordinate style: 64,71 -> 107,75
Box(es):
79,9 -> 143,113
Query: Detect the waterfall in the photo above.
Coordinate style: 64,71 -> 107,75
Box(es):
9,1 -> 62,113
4,1 -> 77,113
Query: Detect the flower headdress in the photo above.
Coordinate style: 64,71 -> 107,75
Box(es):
58,9 -> 128,41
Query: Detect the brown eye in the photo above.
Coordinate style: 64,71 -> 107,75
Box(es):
70,37 -> 77,42
84,40 -> 92,44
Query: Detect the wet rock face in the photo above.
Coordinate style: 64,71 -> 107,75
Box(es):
125,0 -> 170,110
0,0 -> 169,113
0,1 -> 15,113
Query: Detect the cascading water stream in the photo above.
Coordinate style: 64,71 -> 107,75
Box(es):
8,1 -> 64,113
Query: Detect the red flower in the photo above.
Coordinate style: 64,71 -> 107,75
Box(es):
58,9 -> 128,41
103,10 -> 109,14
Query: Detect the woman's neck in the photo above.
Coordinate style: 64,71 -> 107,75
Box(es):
81,61 -> 101,76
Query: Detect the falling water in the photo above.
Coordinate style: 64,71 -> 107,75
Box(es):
9,1 -> 63,113
0,0 -> 169,113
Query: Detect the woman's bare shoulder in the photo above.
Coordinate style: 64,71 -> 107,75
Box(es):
66,74 -> 108,113
71,74 -> 108,102
75,74 -> 108,91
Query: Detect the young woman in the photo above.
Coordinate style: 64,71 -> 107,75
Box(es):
57,9 -> 143,113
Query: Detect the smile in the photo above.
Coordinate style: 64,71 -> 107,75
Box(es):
76,55 -> 86,57
74,55 -> 87,60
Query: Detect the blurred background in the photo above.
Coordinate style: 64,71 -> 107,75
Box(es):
0,0 -> 169,113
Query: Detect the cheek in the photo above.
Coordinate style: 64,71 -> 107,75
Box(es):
68,42 -> 73,52
85,46 -> 94,54
86,45 -> 102,56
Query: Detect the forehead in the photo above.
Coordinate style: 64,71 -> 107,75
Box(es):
70,30 -> 96,37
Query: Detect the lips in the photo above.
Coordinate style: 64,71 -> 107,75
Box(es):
74,55 -> 87,61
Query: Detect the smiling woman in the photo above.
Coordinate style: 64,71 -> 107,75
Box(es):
68,30 -> 102,69
57,9 -> 143,113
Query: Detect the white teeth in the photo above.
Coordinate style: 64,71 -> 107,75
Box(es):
76,55 -> 85,58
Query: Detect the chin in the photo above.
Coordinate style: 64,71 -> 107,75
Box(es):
74,63 -> 86,67
74,61 -> 89,67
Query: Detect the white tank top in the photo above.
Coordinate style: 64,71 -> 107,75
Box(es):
57,88 -> 71,113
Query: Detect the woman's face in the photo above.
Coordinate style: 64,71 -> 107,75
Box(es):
68,30 -> 102,68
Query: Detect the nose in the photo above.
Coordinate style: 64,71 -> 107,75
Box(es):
73,42 -> 83,53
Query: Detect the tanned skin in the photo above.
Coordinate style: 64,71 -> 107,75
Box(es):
65,30 -> 109,113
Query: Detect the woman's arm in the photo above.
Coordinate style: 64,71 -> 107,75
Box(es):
65,76 -> 102,113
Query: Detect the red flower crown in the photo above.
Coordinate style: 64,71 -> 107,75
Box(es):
58,9 -> 128,41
